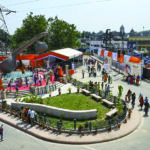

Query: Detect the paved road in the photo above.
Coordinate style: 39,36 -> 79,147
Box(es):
1,56 -> 150,150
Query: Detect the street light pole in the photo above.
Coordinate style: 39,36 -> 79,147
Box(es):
120,25 -> 125,73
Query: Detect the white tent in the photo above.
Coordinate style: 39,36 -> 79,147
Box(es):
53,48 -> 83,60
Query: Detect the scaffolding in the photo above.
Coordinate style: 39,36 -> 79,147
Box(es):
0,4 -> 16,56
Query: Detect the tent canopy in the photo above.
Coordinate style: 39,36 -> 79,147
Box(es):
52,48 -> 83,60
129,56 -> 141,63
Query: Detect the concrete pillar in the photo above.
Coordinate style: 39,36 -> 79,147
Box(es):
65,65 -> 69,76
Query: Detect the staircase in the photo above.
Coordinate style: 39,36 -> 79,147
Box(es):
6,90 -> 31,99
6,81 -> 65,99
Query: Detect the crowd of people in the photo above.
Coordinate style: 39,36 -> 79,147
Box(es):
126,89 -> 149,116
123,74 -> 141,85
20,107 -> 36,126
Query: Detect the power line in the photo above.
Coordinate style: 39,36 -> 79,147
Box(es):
6,0 -> 40,7
15,0 -> 112,13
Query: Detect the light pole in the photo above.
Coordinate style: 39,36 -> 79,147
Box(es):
119,25 -> 125,73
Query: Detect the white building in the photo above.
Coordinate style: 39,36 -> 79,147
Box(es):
90,41 -> 103,51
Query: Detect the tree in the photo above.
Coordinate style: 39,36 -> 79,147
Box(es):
0,29 -> 11,47
11,12 -> 48,53
48,16 -> 80,50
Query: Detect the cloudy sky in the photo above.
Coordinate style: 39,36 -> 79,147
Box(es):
1,0 -> 149,34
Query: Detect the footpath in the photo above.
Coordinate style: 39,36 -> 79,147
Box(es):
0,108 -> 141,144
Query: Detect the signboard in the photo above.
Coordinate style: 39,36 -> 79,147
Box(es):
128,42 -> 136,50
125,62 -> 141,76
104,64 -> 110,73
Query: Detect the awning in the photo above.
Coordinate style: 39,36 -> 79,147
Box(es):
52,48 -> 83,60
129,56 -> 141,63
34,48 -> 83,61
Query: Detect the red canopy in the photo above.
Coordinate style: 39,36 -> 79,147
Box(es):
129,56 -> 141,63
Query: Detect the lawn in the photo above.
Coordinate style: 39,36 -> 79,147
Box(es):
19,93 -> 124,129
43,93 -> 110,120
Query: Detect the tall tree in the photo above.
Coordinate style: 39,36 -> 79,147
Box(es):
11,12 -> 48,53
48,16 -> 80,50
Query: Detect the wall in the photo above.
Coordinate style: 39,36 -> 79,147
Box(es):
11,102 -> 97,120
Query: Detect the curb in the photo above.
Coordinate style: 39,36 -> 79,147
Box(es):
0,111 -> 141,145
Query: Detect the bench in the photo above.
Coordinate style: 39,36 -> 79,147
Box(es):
82,89 -> 90,95
106,108 -> 118,117
102,99 -> 114,107
91,94 -> 102,101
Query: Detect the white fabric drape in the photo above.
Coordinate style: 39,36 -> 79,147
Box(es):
104,50 -> 108,57
98,48 -> 102,56
112,52 -> 117,61
124,55 -> 131,63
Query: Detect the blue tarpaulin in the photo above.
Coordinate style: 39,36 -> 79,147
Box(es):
144,57 -> 150,64
133,52 -> 142,57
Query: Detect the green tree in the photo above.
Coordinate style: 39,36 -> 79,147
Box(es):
11,12 -> 48,53
48,16 -> 80,50
0,29 -> 11,47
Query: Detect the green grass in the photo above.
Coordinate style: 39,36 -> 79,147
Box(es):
43,93 -> 110,120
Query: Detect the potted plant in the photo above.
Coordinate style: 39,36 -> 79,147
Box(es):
93,125 -> 98,134
128,109 -> 132,118
52,128 -> 56,132
77,86 -> 80,93
68,87 -> 71,94
58,88 -> 61,95
72,79 -> 75,85
2,100 -> 7,109
78,124 -> 83,132
117,123 -> 121,128
49,89 -> 52,97
82,83 -> 85,89
124,118 -> 127,123
67,76 -> 70,83
81,131 -> 85,136
68,131 -> 72,135
108,126 -> 112,131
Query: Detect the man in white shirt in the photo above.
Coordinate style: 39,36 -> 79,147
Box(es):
30,109 -> 35,126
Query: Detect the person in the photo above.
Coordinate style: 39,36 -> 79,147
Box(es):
39,76 -> 42,86
82,69 -> 85,79
34,74 -> 37,85
133,74 -> 136,84
108,75 -> 111,84
30,109 -> 35,126
25,77 -> 28,87
144,97 -> 148,103
15,83 -> 19,97
131,93 -> 136,109
89,69 -> 91,77
28,108 -> 31,123
127,89 -> 132,102
101,82 -> 104,90
88,66 -> 90,73
128,77 -> 130,84
144,101 -> 149,116
104,73 -> 107,82
8,79 -> 12,92
125,95 -> 127,103
102,74 -> 104,81
98,63 -> 101,71
139,95 -> 144,110
0,124 -> 3,141
106,84 -> 110,95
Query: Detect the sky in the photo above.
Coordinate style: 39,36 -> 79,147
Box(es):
0,0 -> 150,35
